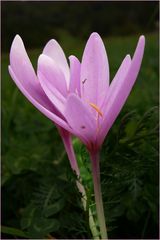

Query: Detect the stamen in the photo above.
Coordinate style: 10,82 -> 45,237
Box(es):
89,103 -> 103,117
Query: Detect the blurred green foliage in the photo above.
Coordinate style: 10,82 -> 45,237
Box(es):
2,1 -> 158,51
2,31 -> 159,239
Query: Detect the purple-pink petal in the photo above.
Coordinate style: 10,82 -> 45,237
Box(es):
10,35 -> 40,97
38,71 -> 66,115
43,39 -> 70,87
38,54 -> 67,96
69,55 -> 81,96
101,54 -> 131,112
8,66 -> 71,131
99,36 -> 145,145
64,94 -> 97,144
9,35 -> 57,111
81,32 -> 109,106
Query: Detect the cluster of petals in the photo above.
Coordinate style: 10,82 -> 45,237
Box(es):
9,33 -> 145,151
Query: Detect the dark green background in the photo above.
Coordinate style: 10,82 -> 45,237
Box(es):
2,1 -> 158,51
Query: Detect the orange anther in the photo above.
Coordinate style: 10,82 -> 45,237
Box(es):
89,103 -> 103,117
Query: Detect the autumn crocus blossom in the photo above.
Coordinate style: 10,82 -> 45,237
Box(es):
9,33 -> 145,239
9,33 -> 145,154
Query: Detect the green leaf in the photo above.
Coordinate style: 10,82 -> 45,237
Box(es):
125,120 -> 138,138
21,204 -> 60,238
21,205 -> 37,229
33,218 -> 60,232
43,198 -> 65,217
28,218 -> 60,238
1,226 -> 28,238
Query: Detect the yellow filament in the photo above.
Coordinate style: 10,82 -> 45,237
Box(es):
89,102 -> 103,117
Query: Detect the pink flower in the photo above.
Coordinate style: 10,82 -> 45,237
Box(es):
9,33 -> 145,152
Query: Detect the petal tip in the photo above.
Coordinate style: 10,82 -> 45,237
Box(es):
140,35 -> 145,40
10,35 -> 25,65
47,39 -> 56,46
15,34 -> 21,39
43,39 -> 58,53
38,54 -> 52,65
69,55 -> 75,60
139,35 -> 145,45
90,32 -> 101,41
69,55 -> 79,63
8,65 -> 11,72
37,54 -> 54,73
12,34 -> 23,46
10,35 -> 24,59
38,53 -> 45,62
126,54 -> 131,60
